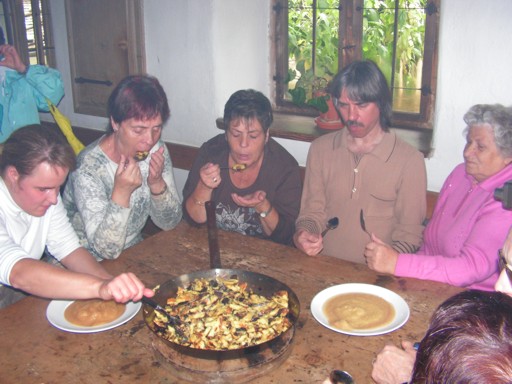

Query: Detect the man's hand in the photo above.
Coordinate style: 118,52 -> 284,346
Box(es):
294,229 -> 323,256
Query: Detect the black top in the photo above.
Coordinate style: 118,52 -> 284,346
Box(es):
182,134 -> 302,245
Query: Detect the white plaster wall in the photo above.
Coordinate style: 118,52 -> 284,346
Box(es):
47,0 -> 512,193
425,0 -> 512,190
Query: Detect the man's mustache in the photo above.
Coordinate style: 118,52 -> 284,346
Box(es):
346,120 -> 363,127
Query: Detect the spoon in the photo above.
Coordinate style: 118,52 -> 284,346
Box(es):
321,217 -> 339,237
329,370 -> 355,384
360,209 -> 371,239
220,163 -> 247,172
134,151 -> 149,161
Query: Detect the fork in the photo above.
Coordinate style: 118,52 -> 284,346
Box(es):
141,296 -> 188,340
360,209 -> 371,239
141,296 -> 180,323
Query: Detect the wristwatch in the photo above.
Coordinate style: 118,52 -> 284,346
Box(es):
259,204 -> 273,218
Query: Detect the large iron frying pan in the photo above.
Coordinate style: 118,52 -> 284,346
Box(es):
143,268 -> 300,359
142,201 -> 300,359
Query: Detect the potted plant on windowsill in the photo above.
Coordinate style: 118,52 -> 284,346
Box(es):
288,74 -> 343,130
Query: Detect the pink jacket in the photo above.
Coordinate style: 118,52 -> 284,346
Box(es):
395,163 -> 512,291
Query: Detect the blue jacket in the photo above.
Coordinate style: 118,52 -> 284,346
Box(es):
0,64 -> 64,143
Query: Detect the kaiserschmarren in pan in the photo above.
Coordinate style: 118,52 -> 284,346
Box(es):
151,277 -> 292,350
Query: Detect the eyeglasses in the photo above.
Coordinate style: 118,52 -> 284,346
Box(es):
498,249 -> 512,282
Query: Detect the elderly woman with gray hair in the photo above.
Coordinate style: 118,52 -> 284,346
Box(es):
365,104 -> 512,291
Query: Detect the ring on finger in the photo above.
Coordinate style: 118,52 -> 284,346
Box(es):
213,177 -> 218,183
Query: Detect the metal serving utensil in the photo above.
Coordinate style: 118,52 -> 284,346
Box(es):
141,296 -> 182,325
329,370 -> 355,384
141,296 -> 189,341
359,209 -> 371,239
321,217 -> 339,237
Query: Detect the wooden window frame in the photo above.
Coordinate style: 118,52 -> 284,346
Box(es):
272,0 -> 440,132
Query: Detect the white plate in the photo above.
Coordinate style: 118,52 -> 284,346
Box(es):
46,300 -> 142,333
311,283 -> 410,336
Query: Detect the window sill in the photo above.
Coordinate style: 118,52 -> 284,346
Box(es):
217,112 -> 433,157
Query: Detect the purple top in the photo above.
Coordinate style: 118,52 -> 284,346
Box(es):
395,163 -> 512,291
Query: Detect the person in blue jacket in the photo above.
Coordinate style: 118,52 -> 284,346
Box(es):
0,27 -> 64,143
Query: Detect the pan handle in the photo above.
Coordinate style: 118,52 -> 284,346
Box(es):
205,201 -> 222,269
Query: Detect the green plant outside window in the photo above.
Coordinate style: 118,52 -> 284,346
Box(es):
287,0 -> 431,116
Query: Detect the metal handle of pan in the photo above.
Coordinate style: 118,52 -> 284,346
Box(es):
205,201 -> 222,269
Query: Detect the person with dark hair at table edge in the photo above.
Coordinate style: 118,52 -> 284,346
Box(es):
0,125 -> 154,309
182,89 -> 302,245
294,60 -> 426,263
63,75 -> 182,261
371,290 -> 512,383
0,27 -> 64,143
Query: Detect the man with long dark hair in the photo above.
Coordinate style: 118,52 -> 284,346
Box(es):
294,60 -> 426,263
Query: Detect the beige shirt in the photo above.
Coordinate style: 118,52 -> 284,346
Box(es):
296,129 -> 426,263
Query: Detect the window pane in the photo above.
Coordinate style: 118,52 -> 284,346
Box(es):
362,0 -> 426,114
23,0 -> 53,66
287,0 -> 339,108
276,0 -> 439,132
22,0 -> 37,64
393,0 -> 426,114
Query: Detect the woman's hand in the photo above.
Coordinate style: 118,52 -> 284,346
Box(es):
231,190 -> 266,208
371,341 -> 417,384
185,163 -> 219,223
199,162 -> 221,190
364,233 -> 398,274
147,146 -> 167,194
98,272 -> 155,303
294,229 -> 323,256
112,155 -> 142,207
0,44 -> 26,73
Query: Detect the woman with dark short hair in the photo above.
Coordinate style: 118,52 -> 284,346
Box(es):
63,75 -> 182,261
182,89 -> 302,245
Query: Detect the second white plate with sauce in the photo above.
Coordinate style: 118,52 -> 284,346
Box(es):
46,300 -> 141,333
311,283 -> 410,336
